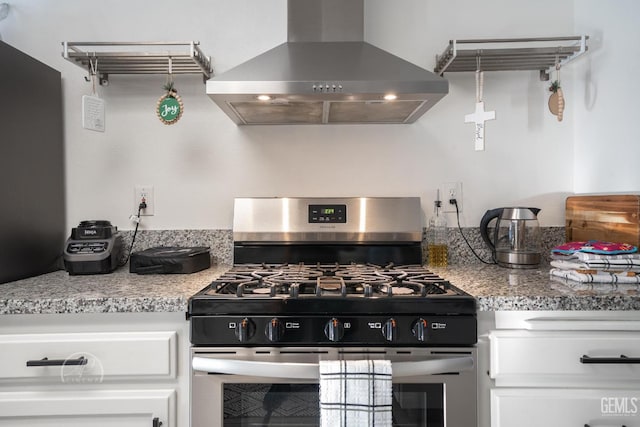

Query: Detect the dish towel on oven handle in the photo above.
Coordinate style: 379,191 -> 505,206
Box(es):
319,359 -> 392,427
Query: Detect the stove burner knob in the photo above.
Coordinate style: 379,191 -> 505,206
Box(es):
265,318 -> 285,342
412,318 -> 428,342
324,318 -> 344,342
381,318 -> 398,342
235,318 -> 256,343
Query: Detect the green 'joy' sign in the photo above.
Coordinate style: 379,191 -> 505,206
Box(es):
157,93 -> 183,125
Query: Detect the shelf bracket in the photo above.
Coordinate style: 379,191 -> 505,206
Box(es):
539,69 -> 550,81
541,35 -> 588,80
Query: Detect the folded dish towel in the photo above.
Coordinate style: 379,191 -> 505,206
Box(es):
319,359 -> 392,427
551,252 -> 640,271
551,259 -> 640,273
550,267 -> 640,284
551,240 -> 638,256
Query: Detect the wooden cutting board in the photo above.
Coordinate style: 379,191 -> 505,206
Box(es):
566,195 -> 640,246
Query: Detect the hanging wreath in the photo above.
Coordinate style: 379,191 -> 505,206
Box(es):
157,81 -> 184,125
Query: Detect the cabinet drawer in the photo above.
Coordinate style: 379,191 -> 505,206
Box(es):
0,331 -> 176,382
492,388 -> 640,427
490,330 -> 640,386
0,389 -> 175,426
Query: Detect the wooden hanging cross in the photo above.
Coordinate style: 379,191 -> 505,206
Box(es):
465,70 -> 495,151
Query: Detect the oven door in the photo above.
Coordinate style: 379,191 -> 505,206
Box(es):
191,347 -> 476,427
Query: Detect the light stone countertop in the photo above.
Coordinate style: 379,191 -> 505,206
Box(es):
1,263 -> 639,315
431,263 -> 640,311
0,265 -> 230,315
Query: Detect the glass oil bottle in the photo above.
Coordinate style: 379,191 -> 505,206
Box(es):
428,191 -> 448,267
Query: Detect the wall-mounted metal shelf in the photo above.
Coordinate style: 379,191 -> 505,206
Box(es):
61,41 -> 213,85
434,36 -> 588,80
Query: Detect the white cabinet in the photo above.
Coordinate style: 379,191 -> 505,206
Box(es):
491,330 -> 640,387
488,311 -> 640,427
492,389 -> 640,427
0,331 -> 176,382
0,312 -> 189,427
0,389 -> 174,427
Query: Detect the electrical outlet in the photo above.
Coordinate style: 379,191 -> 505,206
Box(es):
134,185 -> 154,216
439,182 -> 462,213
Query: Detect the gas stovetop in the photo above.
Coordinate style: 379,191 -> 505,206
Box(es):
188,197 -> 476,347
198,263 -> 465,299
188,263 -> 476,347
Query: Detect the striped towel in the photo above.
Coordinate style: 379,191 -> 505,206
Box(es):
550,267 -> 640,284
551,259 -> 640,273
551,252 -> 640,271
319,360 -> 392,427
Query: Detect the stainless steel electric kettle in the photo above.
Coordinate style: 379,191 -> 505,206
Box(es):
480,207 -> 542,268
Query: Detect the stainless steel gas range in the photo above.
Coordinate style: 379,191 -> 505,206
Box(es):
188,197 -> 477,427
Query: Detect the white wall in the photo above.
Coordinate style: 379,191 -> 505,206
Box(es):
573,0 -> 640,193
1,0 -> 634,231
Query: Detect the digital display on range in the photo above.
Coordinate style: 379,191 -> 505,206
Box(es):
309,204 -> 346,223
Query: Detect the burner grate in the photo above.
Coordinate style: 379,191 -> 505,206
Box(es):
204,263 -> 458,299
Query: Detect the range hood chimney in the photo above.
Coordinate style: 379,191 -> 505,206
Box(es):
206,0 -> 448,125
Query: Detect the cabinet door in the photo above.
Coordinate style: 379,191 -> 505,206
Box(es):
490,330 -> 640,386
0,389 -> 175,427
0,331 -> 176,382
492,388 -> 640,427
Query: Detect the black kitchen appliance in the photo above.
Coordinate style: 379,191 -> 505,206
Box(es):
189,262 -> 476,347
0,41 -> 65,284
63,220 -> 123,275
130,246 -> 211,274
187,197 -> 478,427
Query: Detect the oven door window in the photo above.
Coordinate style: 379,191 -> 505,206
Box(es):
222,383 -> 444,427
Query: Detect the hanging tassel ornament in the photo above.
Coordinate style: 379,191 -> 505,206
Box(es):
157,59 -> 184,125
548,63 -> 565,122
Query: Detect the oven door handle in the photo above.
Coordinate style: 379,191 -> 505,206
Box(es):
192,356 -> 474,379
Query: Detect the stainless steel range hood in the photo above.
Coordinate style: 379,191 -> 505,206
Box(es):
206,0 -> 448,125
